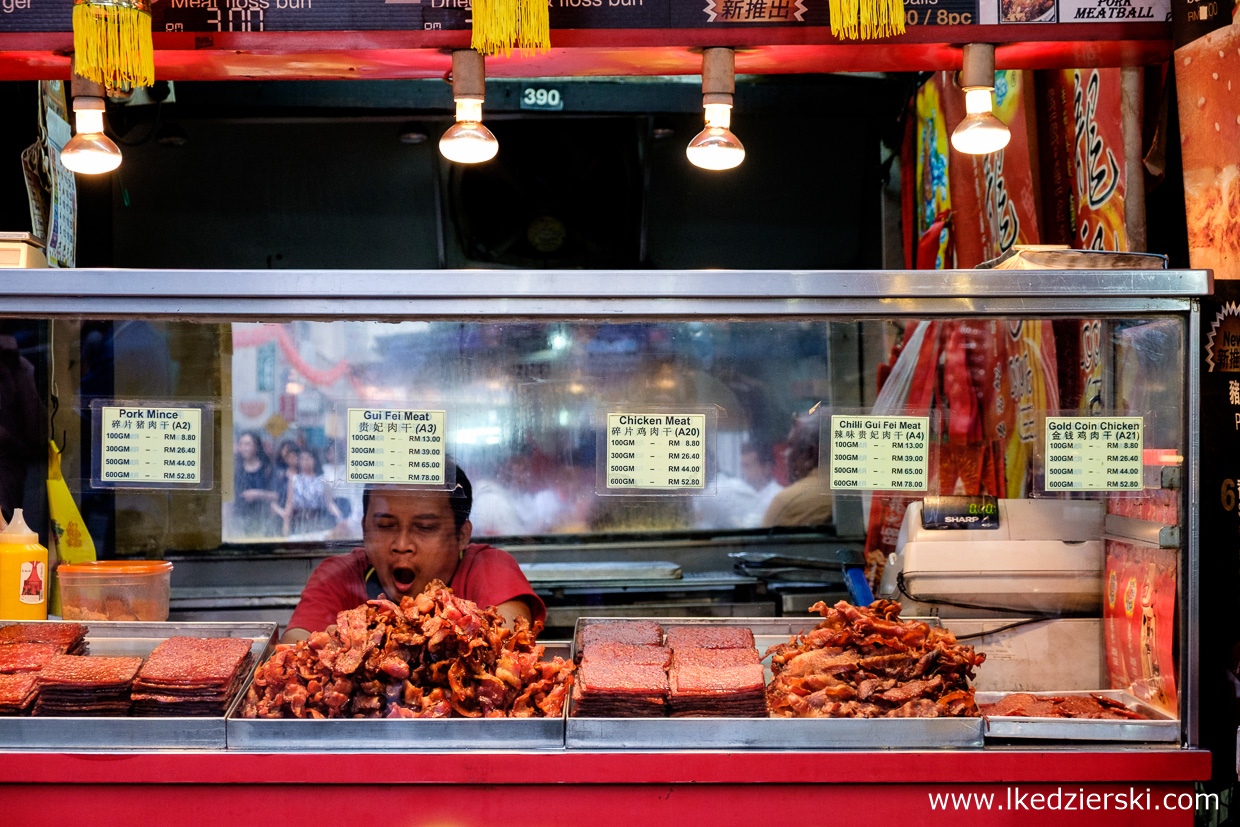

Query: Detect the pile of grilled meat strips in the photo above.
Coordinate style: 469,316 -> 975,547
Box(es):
241,581 -> 573,719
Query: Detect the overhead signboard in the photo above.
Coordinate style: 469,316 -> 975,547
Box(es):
0,0 -> 1169,32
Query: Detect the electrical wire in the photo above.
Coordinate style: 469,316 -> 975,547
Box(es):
954,616 -> 1054,641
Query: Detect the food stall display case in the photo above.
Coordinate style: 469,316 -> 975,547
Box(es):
0,267 -> 1211,825
0,620 -> 275,750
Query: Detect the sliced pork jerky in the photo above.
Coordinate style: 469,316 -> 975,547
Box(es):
0,642 -> 64,673
37,655 -> 143,688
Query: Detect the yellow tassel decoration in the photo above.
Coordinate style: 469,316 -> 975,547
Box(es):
72,0 -> 155,90
471,0 -> 549,57
830,0 -> 905,40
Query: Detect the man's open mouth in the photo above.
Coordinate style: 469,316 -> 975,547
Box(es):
393,567 -> 416,589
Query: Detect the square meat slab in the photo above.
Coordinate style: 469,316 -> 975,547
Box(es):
670,647 -> 759,669
37,655 -> 143,688
136,637 -> 253,687
578,660 -> 668,695
0,672 -> 39,708
0,623 -> 86,648
665,626 -> 755,651
580,644 -> 671,668
0,642 -> 64,673
670,662 -> 765,695
580,621 -> 664,648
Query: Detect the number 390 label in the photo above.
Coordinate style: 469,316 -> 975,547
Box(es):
520,87 -> 564,111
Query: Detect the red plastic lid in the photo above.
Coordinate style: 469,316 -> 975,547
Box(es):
57,560 -> 172,574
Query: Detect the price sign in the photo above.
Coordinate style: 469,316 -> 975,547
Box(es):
97,405 -> 203,485
1044,416 -> 1144,491
605,412 -> 706,491
520,87 -> 564,111
828,415 -> 930,492
346,408 -> 446,485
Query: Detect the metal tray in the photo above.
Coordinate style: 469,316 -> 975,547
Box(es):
566,711 -> 983,750
0,620 -> 276,750
227,715 -> 565,751
567,616 -> 981,750
977,690 -> 1179,742
225,641 -> 572,751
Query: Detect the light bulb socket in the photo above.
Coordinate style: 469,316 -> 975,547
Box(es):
701,47 -> 736,99
451,50 -> 486,101
69,66 -> 107,100
73,96 -> 106,114
960,43 -> 996,91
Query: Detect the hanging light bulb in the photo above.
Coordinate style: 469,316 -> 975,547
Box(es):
439,50 -> 498,165
686,47 -> 745,171
950,44 -> 1011,156
60,71 -> 122,174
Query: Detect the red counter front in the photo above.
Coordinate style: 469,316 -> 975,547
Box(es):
0,749 -> 1210,826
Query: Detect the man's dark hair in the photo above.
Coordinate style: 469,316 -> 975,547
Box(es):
361,464 -> 473,531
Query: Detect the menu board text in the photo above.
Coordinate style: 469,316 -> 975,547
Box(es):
99,406 -> 202,484
346,408 -> 445,485
829,415 -> 930,491
606,412 -> 706,491
1044,416 -> 1144,490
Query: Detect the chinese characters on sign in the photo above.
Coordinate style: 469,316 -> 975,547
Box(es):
703,0 -> 808,22
829,415 -> 930,491
346,409 -> 445,485
1044,416 -> 1144,490
605,412 -> 706,491
99,406 -> 202,484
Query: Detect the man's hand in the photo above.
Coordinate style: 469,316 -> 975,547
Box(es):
280,624 -> 336,645
495,599 -> 533,631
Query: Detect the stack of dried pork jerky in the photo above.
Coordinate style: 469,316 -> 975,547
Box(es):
0,623 -> 91,715
665,627 -> 766,718
131,636 -> 254,717
33,654 -> 144,716
572,621 -> 669,718
0,674 -> 39,714
0,622 -> 88,655
572,621 -> 768,718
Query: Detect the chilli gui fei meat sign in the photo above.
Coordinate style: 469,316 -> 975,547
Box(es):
1043,416 -> 1144,491
603,411 -> 710,493
92,401 -> 212,490
828,415 -> 931,492
344,408 -> 446,486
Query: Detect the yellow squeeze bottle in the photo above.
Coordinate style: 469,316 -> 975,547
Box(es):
0,509 -> 48,620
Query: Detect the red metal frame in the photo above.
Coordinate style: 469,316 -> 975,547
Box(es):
0,25 -> 1172,81
0,750 -> 1210,826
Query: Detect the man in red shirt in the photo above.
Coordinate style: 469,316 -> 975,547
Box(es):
282,467 -> 545,643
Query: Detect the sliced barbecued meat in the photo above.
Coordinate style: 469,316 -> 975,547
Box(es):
766,600 -> 984,719
978,692 -> 1150,720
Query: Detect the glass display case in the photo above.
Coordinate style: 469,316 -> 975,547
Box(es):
0,267 -> 1206,753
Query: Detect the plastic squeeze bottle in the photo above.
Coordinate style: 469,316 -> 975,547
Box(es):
0,509 -> 48,620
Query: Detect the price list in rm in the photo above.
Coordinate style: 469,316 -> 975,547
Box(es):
1044,416 -> 1143,491
100,407 -> 202,484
